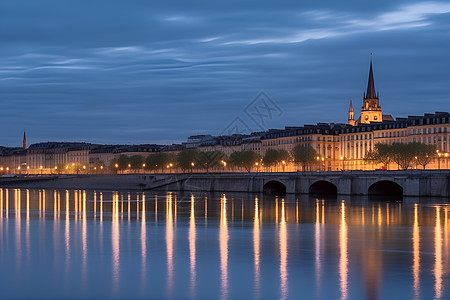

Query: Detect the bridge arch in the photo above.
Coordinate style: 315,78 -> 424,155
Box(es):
309,180 -> 338,195
368,180 -> 403,197
263,180 -> 286,195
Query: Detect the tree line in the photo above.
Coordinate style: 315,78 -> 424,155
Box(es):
365,142 -> 437,170
111,144 -> 321,173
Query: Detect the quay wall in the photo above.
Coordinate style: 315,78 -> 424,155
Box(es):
0,171 -> 449,197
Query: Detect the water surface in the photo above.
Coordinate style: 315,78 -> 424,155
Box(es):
0,188 -> 449,299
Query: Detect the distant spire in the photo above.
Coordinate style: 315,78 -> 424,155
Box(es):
23,130 -> 27,149
349,99 -> 354,112
365,58 -> 377,99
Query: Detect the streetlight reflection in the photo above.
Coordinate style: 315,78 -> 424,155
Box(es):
253,196 -> 261,299
189,194 -> 196,298
339,201 -> 348,300
220,194 -> 229,300
279,199 -> 288,300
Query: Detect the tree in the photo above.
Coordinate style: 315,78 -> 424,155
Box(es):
364,143 -> 392,169
129,155 -> 145,170
291,144 -> 318,171
177,149 -> 199,171
92,161 -> 106,173
118,154 -> 130,170
229,151 -> 261,172
145,153 -> 171,172
414,143 -> 437,169
109,159 -> 119,173
194,151 -> 226,172
389,143 -> 416,170
263,149 -> 291,171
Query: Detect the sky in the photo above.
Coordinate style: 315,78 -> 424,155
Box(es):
0,0 -> 449,147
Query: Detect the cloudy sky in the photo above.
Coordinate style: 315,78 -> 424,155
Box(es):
1,0 -> 449,146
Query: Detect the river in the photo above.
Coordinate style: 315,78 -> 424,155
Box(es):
0,188 -> 448,299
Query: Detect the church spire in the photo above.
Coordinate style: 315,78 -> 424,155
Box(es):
23,130 -> 27,150
348,99 -> 355,126
365,59 -> 377,99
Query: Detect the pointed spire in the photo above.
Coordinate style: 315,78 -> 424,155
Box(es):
23,130 -> 27,149
349,99 -> 354,112
365,58 -> 377,99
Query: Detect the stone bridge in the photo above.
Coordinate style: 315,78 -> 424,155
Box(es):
140,170 -> 450,197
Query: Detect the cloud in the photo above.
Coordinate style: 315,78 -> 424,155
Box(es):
0,1 -> 449,145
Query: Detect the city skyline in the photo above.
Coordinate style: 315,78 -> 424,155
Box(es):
1,1 -> 450,147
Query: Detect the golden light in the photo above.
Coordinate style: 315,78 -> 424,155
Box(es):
142,163 -> 146,168
83,165 -> 86,169
436,149 -> 439,153
72,163 -> 75,166
438,153 -> 441,157
223,162 -> 227,167
128,164 -> 131,168
66,165 -> 69,169
115,164 -> 118,168
321,157 -> 325,161
27,166 -> 30,169
167,165 -> 170,169
54,166 -> 58,169
316,156 -> 320,160
169,163 -> 173,167
282,160 -> 286,165
0,167 -> 3,171
191,162 -> 195,166
40,165 -> 43,169
340,156 -> 344,160
445,153 -> 448,157
6,167 -> 9,171
94,167 -> 97,170
255,162 -> 259,166
18,166 -> 21,170
100,165 -> 103,169
415,156 -> 418,160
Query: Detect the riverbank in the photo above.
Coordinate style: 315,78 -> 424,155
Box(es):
1,170 -> 450,196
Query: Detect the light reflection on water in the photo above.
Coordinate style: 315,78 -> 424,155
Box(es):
0,188 -> 449,299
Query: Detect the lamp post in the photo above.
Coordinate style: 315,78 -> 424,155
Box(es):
340,156 -> 344,171
438,153 -> 441,170
321,157 -> 325,171
191,162 -> 194,173
445,153 -> 449,169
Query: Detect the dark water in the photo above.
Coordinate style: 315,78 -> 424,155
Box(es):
0,189 -> 449,300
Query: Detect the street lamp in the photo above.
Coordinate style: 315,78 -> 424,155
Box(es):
438,153 -> 441,170
340,156 -> 344,171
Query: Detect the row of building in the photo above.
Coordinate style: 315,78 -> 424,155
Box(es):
2,61 -> 449,173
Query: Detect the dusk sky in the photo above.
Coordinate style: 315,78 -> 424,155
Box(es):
1,0 -> 449,146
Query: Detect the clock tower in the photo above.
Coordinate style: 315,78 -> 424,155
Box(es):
360,60 -> 382,124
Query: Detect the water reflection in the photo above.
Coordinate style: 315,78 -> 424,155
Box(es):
279,199 -> 288,300
253,196 -> 260,299
0,189 -> 449,299
166,192 -> 174,298
220,194 -> 229,300
339,201 -> 348,300
434,206 -> 443,299
189,194 -> 196,298
412,204 -> 420,299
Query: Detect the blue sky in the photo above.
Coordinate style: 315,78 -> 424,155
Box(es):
1,0 -> 449,146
